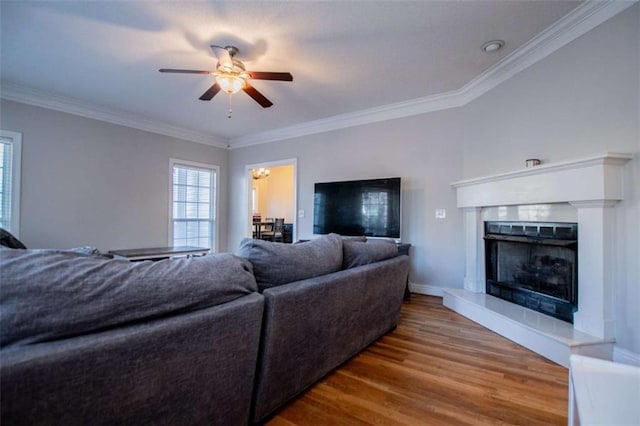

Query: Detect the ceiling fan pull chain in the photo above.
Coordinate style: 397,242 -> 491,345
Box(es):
228,95 -> 233,119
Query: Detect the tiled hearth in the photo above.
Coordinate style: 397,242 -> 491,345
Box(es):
445,153 -> 632,367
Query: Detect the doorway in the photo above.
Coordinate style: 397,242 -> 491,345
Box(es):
246,159 -> 297,243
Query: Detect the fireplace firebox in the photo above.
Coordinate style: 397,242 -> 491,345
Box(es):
484,221 -> 578,323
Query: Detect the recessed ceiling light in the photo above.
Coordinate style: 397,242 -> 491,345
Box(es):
482,40 -> 505,53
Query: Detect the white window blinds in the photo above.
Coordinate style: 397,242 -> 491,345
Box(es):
0,131 -> 22,235
171,160 -> 217,251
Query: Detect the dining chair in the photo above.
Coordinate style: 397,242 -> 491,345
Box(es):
261,218 -> 285,242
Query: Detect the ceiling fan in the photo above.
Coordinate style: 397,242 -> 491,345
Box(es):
159,45 -> 293,109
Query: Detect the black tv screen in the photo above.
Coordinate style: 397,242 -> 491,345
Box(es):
313,177 -> 401,239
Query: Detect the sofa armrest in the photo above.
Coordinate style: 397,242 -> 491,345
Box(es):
252,255 -> 409,422
1,292 -> 264,426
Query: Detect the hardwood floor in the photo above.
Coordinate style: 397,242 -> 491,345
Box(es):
267,295 -> 569,425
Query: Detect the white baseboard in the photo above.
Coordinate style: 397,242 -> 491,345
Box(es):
408,283 -> 444,297
613,346 -> 640,366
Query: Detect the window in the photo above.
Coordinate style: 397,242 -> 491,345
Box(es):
0,130 -> 22,235
170,159 -> 218,252
252,187 -> 258,214
361,190 -> 389,235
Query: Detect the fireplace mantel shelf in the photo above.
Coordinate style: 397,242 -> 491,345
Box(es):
451,152 -> 633,209
451,152 -> 633,189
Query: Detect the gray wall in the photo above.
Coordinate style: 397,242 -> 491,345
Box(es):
229,109 -> 466,290
0,100 -> 229,252
229,5 -> 639,355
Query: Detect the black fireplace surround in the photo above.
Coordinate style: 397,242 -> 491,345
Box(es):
484,221 -> 578,323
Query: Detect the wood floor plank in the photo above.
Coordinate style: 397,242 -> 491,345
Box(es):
267,295 -> 569,425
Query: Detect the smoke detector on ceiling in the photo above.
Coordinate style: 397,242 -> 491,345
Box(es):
482,40 -> 505,53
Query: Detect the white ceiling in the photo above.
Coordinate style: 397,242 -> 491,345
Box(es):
0,1 -> 609,148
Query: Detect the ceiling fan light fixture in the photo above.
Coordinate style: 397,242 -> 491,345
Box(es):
159,44 -> 292,111
216,74 -> 246,94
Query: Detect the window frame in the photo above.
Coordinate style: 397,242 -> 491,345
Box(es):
0,130 -> 22,237
168,158 -> 219,253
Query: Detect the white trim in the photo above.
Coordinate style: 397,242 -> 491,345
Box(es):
245,158 -> 298,242
169,158 -> 220,253
613,346 -> 640,366
408,283 -> 444,297
0,130 -> 22,237
1,83 -> 229,149
230,89 -> 467,148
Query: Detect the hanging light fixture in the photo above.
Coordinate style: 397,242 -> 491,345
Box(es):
159,44 -> 292,118
252,168 -> 270,180
216,74 -> 246,94
212,47 -> 250,118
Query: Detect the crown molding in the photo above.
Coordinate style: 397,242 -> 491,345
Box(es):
0,82 -> 229,149
230,88 -> 469,148
230,0 -> 637,148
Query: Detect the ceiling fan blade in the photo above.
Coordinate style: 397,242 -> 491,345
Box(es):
243,83 -> 273,108
199,83 -> 221,101
248,71 -> 293,82
210,45 -> 233,71
159,68 -> 212,74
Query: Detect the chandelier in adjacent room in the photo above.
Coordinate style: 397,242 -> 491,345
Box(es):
252,168 -> 270,180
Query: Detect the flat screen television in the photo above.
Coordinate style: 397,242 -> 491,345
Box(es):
313,177 -> 401,239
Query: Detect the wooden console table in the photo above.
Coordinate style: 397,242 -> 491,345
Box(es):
109,246 -> 210,261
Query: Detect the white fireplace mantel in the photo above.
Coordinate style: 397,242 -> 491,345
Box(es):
444,152 -> 633,367
452,152 -> 632,208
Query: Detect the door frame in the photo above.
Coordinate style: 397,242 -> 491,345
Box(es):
245,158 -> 298,242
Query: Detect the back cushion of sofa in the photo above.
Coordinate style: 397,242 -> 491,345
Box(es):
236,233 -> 343,290
342,239 -> 399,269
0,249 -> 258,347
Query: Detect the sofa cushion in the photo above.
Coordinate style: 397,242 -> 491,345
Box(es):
342,239 -> 399,269
0,249 -> 257,347
343,235 -> 367,242
0,228 -> 26,249
236,233 -> 343,289
67,246 -> 104,256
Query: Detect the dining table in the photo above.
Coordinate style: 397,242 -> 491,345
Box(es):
252,221 -> 274,239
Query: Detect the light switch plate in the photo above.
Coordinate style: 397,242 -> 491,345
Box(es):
435,209 -> 446,219
298,209 -> 305,218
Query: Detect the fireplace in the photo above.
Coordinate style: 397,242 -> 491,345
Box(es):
445,153 -> 631,366
484,221 -> 577,323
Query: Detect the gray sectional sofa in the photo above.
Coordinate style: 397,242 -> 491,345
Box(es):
1,233 -> 410,425
236,234 -> 409,422
1,249 -> 264,426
